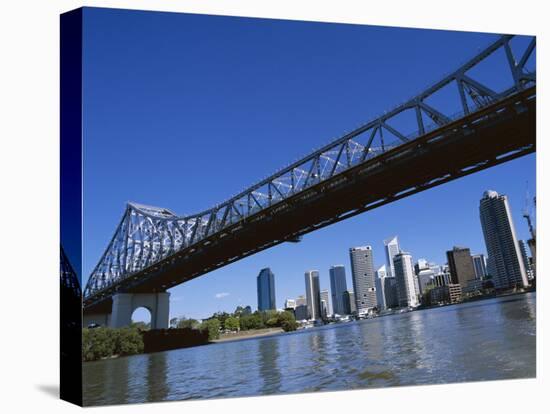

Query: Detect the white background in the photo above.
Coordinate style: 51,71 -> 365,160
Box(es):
0,0 -> 547,412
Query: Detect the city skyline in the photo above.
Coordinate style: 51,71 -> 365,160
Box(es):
147,180 -> 536,322
133,174 -> 535,321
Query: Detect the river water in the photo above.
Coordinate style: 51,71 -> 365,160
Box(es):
83,292 -> 536,406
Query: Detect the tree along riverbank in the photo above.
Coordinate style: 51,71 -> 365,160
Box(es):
83,327 -> 144,362
83,309 -> 299,362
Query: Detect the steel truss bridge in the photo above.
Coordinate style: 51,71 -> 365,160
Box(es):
84,34 -> 536,313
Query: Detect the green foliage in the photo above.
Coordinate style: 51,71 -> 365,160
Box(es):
200,318 -> 221,340
82,327 -> 144,362
261,310 -> 278,324
114,327 -> 144,355
266,317 -> 279,327
239,313 -> 264,330
238,310 -> 298,332
82,328 -> 115,361
177,317 -> 200,330
277,311 -> 298,332
212,311 -> 230,326
201,309 -> 298,334
224,316 -> 240,332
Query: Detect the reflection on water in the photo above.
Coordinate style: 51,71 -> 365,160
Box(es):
258,337 -> 281,394
146,353 -> 168,402
83,293 -> 536,406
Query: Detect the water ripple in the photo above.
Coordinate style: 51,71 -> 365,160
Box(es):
83,293 -> 536,406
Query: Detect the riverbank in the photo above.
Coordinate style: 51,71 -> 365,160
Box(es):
414,287 -> 535,313
212,327 -> 284,343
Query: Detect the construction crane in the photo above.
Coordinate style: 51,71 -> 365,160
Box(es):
522,183 -> 536,240
522,183 -> 536,280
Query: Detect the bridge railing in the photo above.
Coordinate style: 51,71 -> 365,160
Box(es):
84,34 -> 535,299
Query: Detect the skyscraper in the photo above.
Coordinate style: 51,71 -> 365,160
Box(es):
305,270 -> 321,320
349,246 -> 377,315
329,265 -> 348,315
446,246 -> 476,288
471,254 -> 488,279
257,268 -> 276,311
384,236 -> 400,278
375,265 -> 387,310
320,289 -> 331,318
393,251 -> 419,308
479,190 -> 529,289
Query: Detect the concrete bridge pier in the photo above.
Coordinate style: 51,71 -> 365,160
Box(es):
83,292 -> 170,329
111,292 -> 170,329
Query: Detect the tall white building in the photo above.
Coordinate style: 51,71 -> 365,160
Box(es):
393,251 -> 419,308
305,270 -> 321,320
349,246 -> 377,315
384,236 -> 400,278
375,265 -> 388,310
329,265 -> 348,315
479,190 -> 529,289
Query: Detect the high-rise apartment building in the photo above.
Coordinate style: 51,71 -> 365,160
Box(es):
479,190 -> 529,289
257,268 -> 276,311
329,265 -> 348,315
393,251 -> 419,308
305,270 -> 321,320
349,246 -> 377,315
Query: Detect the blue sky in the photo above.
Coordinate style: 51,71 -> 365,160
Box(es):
81,7 -> 536,321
